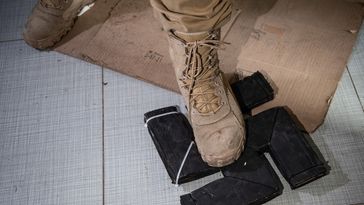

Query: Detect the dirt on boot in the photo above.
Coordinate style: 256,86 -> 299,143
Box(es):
23,0 -> 94,49
167,30 -> 246,167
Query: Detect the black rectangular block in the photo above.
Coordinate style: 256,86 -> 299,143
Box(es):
246,107 -> 329,189
180,148 -> 283,205
231,72 -> 274,113
144,106 -> 219,184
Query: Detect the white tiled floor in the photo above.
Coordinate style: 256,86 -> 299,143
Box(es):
0,41 -> 103,205
0,1 -> 363,205
0,0 -> 37,41
348,25 -> 364,111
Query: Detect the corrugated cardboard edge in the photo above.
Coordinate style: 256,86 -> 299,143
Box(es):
237,0 -> 363,132
54,0 -> 363,133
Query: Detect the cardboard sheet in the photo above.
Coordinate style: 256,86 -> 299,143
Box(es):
236,0 -> 363,131
55,0 -> 363,132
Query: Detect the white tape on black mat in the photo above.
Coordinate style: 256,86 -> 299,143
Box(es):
175,141 -> 195,187
144,111 -> 180,127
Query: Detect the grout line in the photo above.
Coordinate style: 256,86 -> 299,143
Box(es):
346,66 -> 364,112
101,67 -> 105,205
0,39 -> 23,43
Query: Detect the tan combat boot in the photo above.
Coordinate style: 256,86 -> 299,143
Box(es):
23,0 -> 95,49
168,30 -> 246,167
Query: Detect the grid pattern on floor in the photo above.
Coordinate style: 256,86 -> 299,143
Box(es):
347,23 -> 364,111
0,0 -> 363,205
0,41 -> 103,205
0,0 -> 37,42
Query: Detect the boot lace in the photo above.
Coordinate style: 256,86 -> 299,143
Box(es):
180,33 -> 228,114
40,0 -> 69,9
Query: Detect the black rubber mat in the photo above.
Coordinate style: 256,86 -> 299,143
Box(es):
144,72 -> 329,205
231,72 -> 274,114
180,148 -> 283,205
144,106 -> 219,184
246,107 -> 329,189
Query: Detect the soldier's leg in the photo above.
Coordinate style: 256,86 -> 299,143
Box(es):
150,0 -> 246,167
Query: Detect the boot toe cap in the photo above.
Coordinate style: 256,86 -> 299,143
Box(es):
23,12 -> 66,49
199,125 -> 245,167
24,15 -> 57,39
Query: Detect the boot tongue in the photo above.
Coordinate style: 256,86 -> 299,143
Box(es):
176,31 -> 222,114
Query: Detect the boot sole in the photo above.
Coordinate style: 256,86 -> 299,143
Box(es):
23,0 -> 95,50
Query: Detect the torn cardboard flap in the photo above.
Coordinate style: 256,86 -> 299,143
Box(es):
236,0 -> 363,131
55,0 -> 363,132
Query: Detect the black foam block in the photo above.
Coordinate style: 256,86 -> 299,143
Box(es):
144,72 -> 328,205
180,107 -> 329,205
246,107 -> 329,189
231,72 -> 274,113
144,106 -> 219,184
180,148 -> 283,205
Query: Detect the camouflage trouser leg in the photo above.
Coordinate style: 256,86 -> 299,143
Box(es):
149,0 -> 232,33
